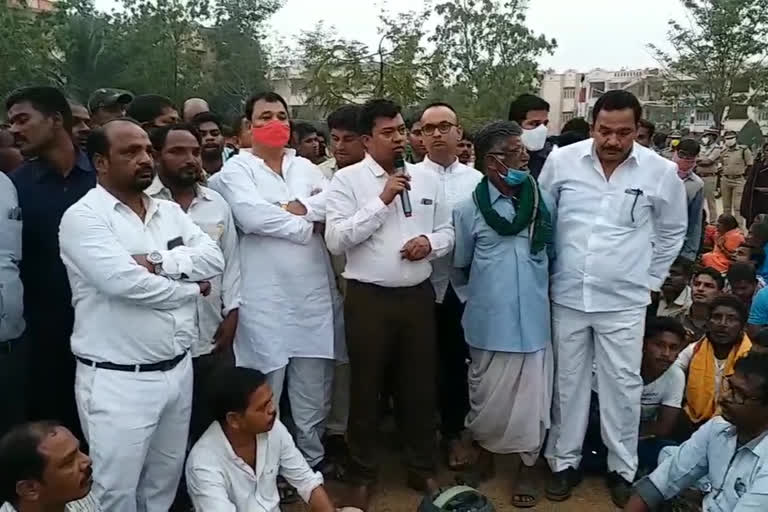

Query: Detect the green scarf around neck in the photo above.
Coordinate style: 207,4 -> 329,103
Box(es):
472,175 -> 553,254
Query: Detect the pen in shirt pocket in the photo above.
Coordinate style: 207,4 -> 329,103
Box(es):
624,188 -> 643,223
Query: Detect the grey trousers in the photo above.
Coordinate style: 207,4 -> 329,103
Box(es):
267,357 -> 334,467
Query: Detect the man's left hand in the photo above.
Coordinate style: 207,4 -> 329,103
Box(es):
286,200 -> 307,216
213,309 -> 238,353
400,235 -> 431,261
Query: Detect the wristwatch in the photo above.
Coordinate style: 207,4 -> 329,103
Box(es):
147,251 -> 164,273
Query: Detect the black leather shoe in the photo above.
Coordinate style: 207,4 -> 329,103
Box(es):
545,467 -> 582,502
606,471 -> 632,508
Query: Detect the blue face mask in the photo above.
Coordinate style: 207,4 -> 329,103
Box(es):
500,168 -> 529,186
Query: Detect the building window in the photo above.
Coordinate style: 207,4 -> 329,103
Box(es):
759,110 -> 768,121
695,111 -> 713,122
729,104 -> 748,119
590,82 -> 605,98
562,112 -> 574,123
563,87 -> 575,99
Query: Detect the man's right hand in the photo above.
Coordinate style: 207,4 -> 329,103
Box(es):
379,173 -> 411,205
286,200 -> 307,216
198,281 -> 211,296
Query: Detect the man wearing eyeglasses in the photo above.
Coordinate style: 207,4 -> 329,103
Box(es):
414,102 -> 481,471
673,139 -> 705,261
627,351 -> 768,512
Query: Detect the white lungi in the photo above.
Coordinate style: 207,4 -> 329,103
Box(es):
267,357 -> 334,467
75,354 -> 193,512
545,304 -> 645,481
466,347 -> 553,466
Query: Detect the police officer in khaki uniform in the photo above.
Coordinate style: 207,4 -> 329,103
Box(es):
697,129 -> 721,218
661,130 -> 682,160
720,130 -> 753,227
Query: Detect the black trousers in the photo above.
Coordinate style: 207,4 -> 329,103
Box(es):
435,284 -> 469,441
345,279 -> 437,484
0,335 -> 27,436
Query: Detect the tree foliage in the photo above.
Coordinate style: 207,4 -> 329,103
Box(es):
650,0 -> 768,128
296,0 -> 555,126
0,0 -> 280,118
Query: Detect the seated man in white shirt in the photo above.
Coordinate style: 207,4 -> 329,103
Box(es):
0,421 -> 100,512
627,352 -> 768,512
147,123 -> 241,443
186,366 -> 335,512
637,317 -> 686,474
58,119 -> 225,512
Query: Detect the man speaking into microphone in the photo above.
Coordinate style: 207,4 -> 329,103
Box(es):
325,99 -> 454,503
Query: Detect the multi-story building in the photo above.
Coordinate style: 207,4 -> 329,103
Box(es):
541,68 -> 768,136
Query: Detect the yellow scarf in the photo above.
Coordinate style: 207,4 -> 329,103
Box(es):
684,334 -> 752,423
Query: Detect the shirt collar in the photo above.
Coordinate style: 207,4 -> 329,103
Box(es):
145,175 -> 211,202
34,148 -> 94,183
365,154 -> 387,177
422,155 -> 459,173
94,184 -> 159,219
668,286 -> 692,307
208,420 -> 269,475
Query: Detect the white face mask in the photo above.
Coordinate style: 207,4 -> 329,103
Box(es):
726,138 -> 737,147
521,124 -> 548,152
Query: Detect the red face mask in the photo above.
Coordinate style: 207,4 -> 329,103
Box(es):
251,120 -> 290,148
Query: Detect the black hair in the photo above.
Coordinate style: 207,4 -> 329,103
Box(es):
638,118 -> 656,137
0,421 -> 61,505
85,117 -> 142,161
733,352 -> 768,403
727,261 -> 757,285
554,131 -> 589,147
718,213 -> 739,232
561,117 -> 590,137
208,366 -> 268,424
359,99 -> 402,136
422,101 -> 458,116
672,256 -> 695,277
644,316 -> 686,344
459,131 -> 474,143
743,241 -> 767,268
754,328 -> 768,348
291,121 -> 318,143
694,266 -> 726,290
405,111 -> 423,130
710,294 -> 749,325
5,86 -> 73,132
150,123 -> 201,152
327,105 -> 362,134
652,132 -> 668,148
677,138 -> 701,157
592,90 -> 642,124
221,124 -> 236,138
473,120 -> 523,172
507,94 -> 550,123
126,94 -> 176,125
190,111 -> 223,131
750,221 -> 768,245
244,92 -> 289,122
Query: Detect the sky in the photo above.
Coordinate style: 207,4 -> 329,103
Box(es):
267,0 -> 689,71
91,0 -> 690,72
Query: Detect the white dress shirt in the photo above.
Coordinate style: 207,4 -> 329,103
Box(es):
209,150 -> 341,373
415,156 -> 481,303
1,493 -> 101,512
539,140 -> 687,312
146,178 -> 241,357
59,185 -> 225,364
0,172 -> 24,341
325,154 -> 455,288
186,420 -> 324,512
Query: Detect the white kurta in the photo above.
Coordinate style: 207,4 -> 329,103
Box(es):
210,150 -> 341,373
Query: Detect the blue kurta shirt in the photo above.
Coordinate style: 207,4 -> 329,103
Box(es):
452,181 -> 554,353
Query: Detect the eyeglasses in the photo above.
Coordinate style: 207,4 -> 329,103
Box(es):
421,122 -> 457,136
722,376 -> 762,405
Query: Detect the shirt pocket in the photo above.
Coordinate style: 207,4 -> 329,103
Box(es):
608,188 -> 651,229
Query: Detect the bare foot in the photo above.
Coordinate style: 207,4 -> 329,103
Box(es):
448,438 -> 474,470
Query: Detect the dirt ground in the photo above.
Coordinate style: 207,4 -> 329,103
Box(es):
285,449 -> 619,512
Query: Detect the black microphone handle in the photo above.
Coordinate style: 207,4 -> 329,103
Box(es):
400,189 -> 412,217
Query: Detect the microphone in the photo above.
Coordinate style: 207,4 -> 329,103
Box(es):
394,155 -> 412,217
